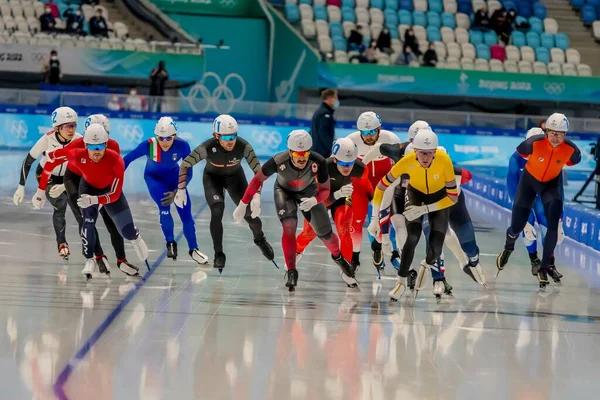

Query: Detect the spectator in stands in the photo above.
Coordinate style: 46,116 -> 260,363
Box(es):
347,25 -> 364,52
491,7 -> 506,35
473,7 -> 491,31
310,88 -> 338,158
150,61 -> 169,112
89,8 -> 109,38
45,1 -> 60,19
43,50 -> 61,85
402,45 -> 417,65
499,9 -> 517,45
376,28 -> 392,55
65,7 -> 85,36
422,42 -> 438,67
40,5 -> 56,33
126,86 -> 146,112
365,42 -> 379,63
403,27 -> 421,57
107,95 -> 121,111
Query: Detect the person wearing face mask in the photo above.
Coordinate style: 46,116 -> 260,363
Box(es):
376,27 -> 392,55
89,8 -> 108,37
39,6 -> 56,32
43,50 -> 61,85
126,86 -> 146,112
123,117 -> 209,266
234,130 -> 357,292
176,115 -> 275,273
310,88 -> 339,158
497,113 -> 580,289
65,7 -> 84,35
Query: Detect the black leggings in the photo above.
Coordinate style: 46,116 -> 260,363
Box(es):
399,187 -> 450,278
505,169 -> 563,269
203,170 -> 264,253
64,169 -> 126,260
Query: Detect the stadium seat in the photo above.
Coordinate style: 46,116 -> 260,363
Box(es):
414,25 -> 427,41
343,21 -> 356,36
476,43 -> 490,59
414,0 -> 428,12
399,9 -> 413,25
434,40 -> 447,58
571,0 -> 585,8
314,5 -> 328,20
285,4 -> 300,22
356,0 -> 370,7
356,7 -> 370,25
475,58 -> 489,71
441,12 -> 456,28
441,26 -> 455,42
461,42 -> 476,60
436,59 -> 448,68
457,0 -> 471,14
535,47 -> 550,63
342,0 -> 355,7
518,61 -> 533,74
489,58 -> 504,72
533,3 -> 547,19
427,25 -> 442,41
330,21 -> 344,37
526,32 -> 540,48
371,0 -> 384,9
469,29 -> 483,45
334,50 -> 349,63
504,60 -> 519,72
529,17 -> 543,34
533,61 -> 548,74
544,18 -> 558,34
400,0 -> 414,11
551,47 -> 565,64
555,33 -> 569,51
318,35 -> 333,52
472,0 -> 485,12
429,0 -> 444,13
384,9 -> 398,25
333,36 -> 347,51
582,6 -> 596,26
521,46 -> 535,63
443,0 -> 458,13
456,27 -> 469,43
316,20 -> 330,36
540,33 -> 554,49
511,31 -> 526,47
370,8 -> 384,24
504,1 -> 517,13
488,0 -> 502,15
456,12 -> 470,29
299,4 -> 314,20
385,0 -> 398,10
314,0 -> 327,5
328,6 -> 343,21
505,45 -> 520,61
447,58 -> 461,68
577,64 -> 592,76
566,48 -> 581,65
299,0 -> 311,4
562,63 -> 577,76
484,30 -> 497,46
548,62 -> 562,75
427,11 -> 441,27
302,20 -> 317,38
413,10 -> 427,26
447,42 -> 461,58
461,59 -> 475,70
519,2 -> 533,18
371,23 -> 383,38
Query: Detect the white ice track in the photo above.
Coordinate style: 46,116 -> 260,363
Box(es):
2,161 -> 600,398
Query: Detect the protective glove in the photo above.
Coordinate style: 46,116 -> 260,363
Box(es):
13,185 -> 25,205
174,188 -> 187,208
49,183 -> 66,199
403,205 -> 429,221
523,222 -> 537,241
77,194 -> 99,209
233,201 -> 248,223
382,233 -> 393,256
299,197 -> 318,212
557,219 -> 565,244
161,190 -> 176,206
31,188 -> 46,210
333,183 -> 353,200
250,193 -> 261,219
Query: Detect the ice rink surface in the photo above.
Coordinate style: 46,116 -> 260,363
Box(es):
1,157 -> 600,399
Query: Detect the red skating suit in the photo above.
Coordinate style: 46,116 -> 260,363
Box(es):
346,129 -> 401,250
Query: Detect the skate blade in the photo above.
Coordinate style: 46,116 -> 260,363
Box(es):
145,260 -> 151,271
218,268 -> 223,275
271,260 -> 280,270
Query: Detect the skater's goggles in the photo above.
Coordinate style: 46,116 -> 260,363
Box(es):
335,159 -> 355,167
218,134 -> 238,141
156,134 -> 175,142
60,123 -> 77,130
86,143 -> 107,151
291,150 -> 310,158
360,128 -> 378,136
547,130 -> 566,138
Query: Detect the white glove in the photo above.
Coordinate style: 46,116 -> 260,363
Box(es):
367,218 -> 380,238
174,188 -> 187,208
403,205 -> 429,221
299,197 -> 318,212
32,189 -> 46,209
232,201 -> 248,224
382,233 -> 393,256
49,183 -> 66,199
523,222 -> 537,241
250,193 -> 261,219
557,219 -> 565,244
13,185 -> 25,205
334,183 -> 353,200
77,194 -> 99,209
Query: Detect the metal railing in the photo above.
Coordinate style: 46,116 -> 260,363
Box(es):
0,88 -> 599,132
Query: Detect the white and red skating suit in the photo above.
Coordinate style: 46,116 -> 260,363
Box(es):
347,129 -> 401,250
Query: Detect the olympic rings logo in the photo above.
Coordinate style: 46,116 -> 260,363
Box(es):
250,129 -> 282,151
543,82 -> 565,95
184,72 -> 246,115
122,124 -> 144,144
8,119 -> 28,139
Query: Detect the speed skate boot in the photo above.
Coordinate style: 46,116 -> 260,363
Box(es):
462,256 -> 488,288
529,253 -> 541,276
58,243 -> 70,261
372,241 -> 384,277
332,254 -> 359,288
538,268 -> 549,290
214,252 -> 226,274
95,255 -> 111,276
389,276 -> 408,302
351,252 -> 361,273
547,256 -> 563,283
285,269 -> 299,292
189,249 -> 209,264
255,237 -> 275,260
414,261 -> 430,299
431,258 -> 447,302
117,259 -> 140,277
166,241 -> 177,260
496,248 -> 513,278
433,280 -> 444,303
407,269 -> 418,291
390,250 -> 401,271
81,258 -> 96,280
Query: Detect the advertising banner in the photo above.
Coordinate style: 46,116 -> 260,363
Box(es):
318,63 -> 600,104
0,44 -> 204,81
149,0 -> 263,17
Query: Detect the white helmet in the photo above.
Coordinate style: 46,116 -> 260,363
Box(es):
213,114 -> 238,135
545,113 -> 569,132
408,120 -> 430,142
154,116 -> 177,137
52,107 -> 77,128
412,129 -> 439,150
85,114 -> 110,133
83,123 -> 109,144
287,129 -> 312,151
526,127 -> 544,139
357,111 -> 382,132
332,137 -> 358,163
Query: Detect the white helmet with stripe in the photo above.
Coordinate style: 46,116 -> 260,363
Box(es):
332,137 -> 358,162
83,123 -> 109,144
545,113 -> 569,133
52,106 -> 77,128
213,114 -> 238,135
154,116 -> 178,137
408,120 -> 430,142
287,129 -> 312,151
85,114 -> 110,133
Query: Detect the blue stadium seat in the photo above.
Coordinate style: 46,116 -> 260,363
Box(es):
476,44 -> 491,59
511,31 -> 526,47
388,24 -> 400,38
441,12 -> 456,28
342,0 -> 355,7
504,1 -> 518,13
429,0 -> 443,13
342,7 -> 356,22
540,33 -> 554,49
555,33 -> 569,50
427,12 -> 441,27
457,0 -> 472,14
528,17 -> 543,34
400,0 -> 413,11
364,36 -> 371,47
371,0 -> 384,9
314,5 -> 328,20
330,22 -> 344,37
285,4 -> 300,23
385,0 -> 398,10
484,30 -> 498,46
333,37 -> 347,51
519,2 -> 533,18
399,9 -> 413,25
587,0 -> 600,5
469,29 -> 483,45
535,47 -> 550,64
582,5 -> 597,25
427,26 -> 442,41
526,31 -> 541,48
299,0 -> 311,4
385,9 -> 399,26
413,11 -> 427,26
571,0 -> 585,8
533,3 -> 547,19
